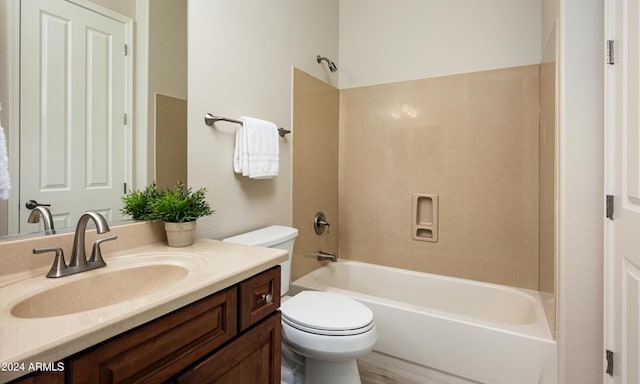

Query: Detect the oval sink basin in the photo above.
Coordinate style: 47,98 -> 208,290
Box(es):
11,264 -> 189,318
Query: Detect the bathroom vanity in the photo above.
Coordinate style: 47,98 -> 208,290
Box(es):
0,222 -> 286,384
11,266 -> 281,383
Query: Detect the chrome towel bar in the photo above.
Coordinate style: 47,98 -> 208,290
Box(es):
204,113 -> 291,138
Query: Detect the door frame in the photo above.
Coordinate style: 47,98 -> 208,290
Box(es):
604,0 -> 618,381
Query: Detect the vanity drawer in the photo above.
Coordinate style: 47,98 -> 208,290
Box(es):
68,286 -> 237,383
238,266 -> 280,331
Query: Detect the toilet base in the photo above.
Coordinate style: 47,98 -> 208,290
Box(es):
304,358 -> 362,384
281,342 -> 304,384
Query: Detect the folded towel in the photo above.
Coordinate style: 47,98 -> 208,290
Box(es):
233,116 -> 279,179
0,122 -> 11,200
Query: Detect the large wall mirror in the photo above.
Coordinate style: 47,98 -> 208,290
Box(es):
0,0 -> 187,238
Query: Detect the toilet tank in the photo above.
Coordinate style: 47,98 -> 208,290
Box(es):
222,226 -> 298,295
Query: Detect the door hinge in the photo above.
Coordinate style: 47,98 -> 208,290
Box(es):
606,349 -> 614,376
123,182 -> 127,194
124,44 -> 128,56
606,195 -> 614,220
123,112 -> 127,125
606,40 -> 615,65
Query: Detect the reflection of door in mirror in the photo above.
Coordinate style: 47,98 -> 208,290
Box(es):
19,0 -> 132,233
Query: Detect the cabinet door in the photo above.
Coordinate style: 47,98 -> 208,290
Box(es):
69,287 -> 237,383
176,312 -> 281,384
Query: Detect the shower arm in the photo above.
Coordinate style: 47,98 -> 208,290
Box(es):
316,55 -> 337,72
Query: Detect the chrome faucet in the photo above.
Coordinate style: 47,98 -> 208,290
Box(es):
33,211 -> 117,278
316,251 -> 337,262
27,206 -> 55,232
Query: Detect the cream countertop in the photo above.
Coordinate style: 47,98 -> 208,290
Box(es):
0,237 -> 287,383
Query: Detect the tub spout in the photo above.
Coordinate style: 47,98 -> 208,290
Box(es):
317,251 -> 337,262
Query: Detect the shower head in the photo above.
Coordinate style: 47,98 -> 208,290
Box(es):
317,55 -> 338,72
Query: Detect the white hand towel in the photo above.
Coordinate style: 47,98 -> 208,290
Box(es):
0,124 -> 11,200
233,116 -> 279,179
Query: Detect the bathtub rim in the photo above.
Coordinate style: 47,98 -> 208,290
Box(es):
290,259 -> 555,342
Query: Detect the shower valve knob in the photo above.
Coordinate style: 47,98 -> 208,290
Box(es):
314,212 -> 331,235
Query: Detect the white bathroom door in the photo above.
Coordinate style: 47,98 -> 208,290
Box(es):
605,0 -> 640,383
20,0 -> 131,232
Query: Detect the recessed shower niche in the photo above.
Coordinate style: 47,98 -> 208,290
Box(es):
412,194 -> 438,242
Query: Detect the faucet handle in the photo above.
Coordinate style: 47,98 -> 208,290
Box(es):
313,212 -> 332,234
89,234 -> 117,266
33,247 -> 67,278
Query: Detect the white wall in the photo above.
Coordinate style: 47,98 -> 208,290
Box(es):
188,0 -> 339,239
339,0 -> 541,89
542,0 -> 560,60
557,0 -> 604,382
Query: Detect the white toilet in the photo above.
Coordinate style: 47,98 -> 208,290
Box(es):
223,225 -> 377,384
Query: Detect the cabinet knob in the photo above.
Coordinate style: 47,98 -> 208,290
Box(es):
261,293 -> 273,304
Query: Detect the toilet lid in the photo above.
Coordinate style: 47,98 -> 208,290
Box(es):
280,291 -> 374,335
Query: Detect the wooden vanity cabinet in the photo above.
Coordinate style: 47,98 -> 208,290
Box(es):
7,371 -> 65,384
10,266 -> 281,384
177,266 -> 282,383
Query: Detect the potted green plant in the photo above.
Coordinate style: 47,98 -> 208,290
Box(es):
149,181 -> 214,247
120,182 -> 162,220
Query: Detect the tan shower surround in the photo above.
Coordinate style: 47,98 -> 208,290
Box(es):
339,65 -> 540,289
155,94 -> 187,189
292,69 -> 340,280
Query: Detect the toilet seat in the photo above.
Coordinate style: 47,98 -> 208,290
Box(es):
280,291 -> 374,336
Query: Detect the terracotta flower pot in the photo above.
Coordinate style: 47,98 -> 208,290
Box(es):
164,221 -> 196,247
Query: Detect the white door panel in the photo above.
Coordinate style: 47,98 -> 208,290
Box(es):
20,0 -> 129,232
606,0 -> 640,382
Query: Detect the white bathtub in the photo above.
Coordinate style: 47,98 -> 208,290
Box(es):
290,260 -> 557,384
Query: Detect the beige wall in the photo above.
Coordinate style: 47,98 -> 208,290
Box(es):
88,0 -> 135,18
292,69 -> 339,280
187,2 -> 604,381
188,0 -> 339,240
339,65 -> 540,289
338,0 -> 541,89
129,0 -> 188,189
148,0 -> 187,100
